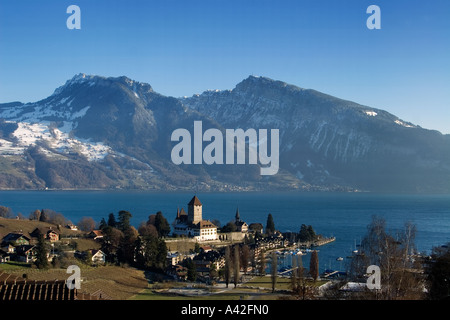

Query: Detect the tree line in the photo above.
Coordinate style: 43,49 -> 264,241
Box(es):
96,210 -> 169,271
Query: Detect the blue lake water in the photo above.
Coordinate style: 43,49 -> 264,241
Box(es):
1,191 -> 449,273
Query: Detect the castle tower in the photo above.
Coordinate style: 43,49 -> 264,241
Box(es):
188,196 -> 202,224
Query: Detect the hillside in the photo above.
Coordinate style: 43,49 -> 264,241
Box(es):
1,74 -> 449,192
0,217 -> 82,240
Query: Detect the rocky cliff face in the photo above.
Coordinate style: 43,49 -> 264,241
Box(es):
0,74 -> 449,192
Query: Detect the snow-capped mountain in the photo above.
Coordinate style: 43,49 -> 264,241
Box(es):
0,74 -> 449,192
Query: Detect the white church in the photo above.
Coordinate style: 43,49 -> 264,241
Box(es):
172,196 -> 218,241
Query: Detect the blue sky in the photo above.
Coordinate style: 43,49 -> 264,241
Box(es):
1,0 -> 449,133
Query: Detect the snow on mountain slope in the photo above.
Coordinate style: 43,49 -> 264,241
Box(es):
1,73 -> 449,192
0,84 -> 110,161
0,121 -> 111,161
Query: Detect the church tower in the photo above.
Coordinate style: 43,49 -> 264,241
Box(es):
188,196 -> 202,224
235,207 -> 241,221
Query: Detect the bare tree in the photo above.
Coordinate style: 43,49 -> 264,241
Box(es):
224,246 -> 231,288
258,250 -> 266,275
234,245 -> 240,288
271,251 -> 277,293
349,215 -> 423,300
78,216 -> 96,232
241,244 -> 250,274
29,209 -> 41,220
291,255 -> 298,292
0,206 -> 12,218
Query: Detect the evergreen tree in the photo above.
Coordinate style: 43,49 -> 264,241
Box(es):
309,250 -> 319,282
271,251 -> 277,293
35,234 -> 48,269
156,237 -> 168,270
101,227 -> 124,264
221,221 -> 237,233
266,213 -> 275,235
307,226 -> 316,242
154,211 -> 171,237
39,209 -> 48,222
99,217 -> 107,230
186,258 -> 197,282
118,226 -> 138,264
107,213 -> 117,228
299,224 -> 316,242
426,244 -> 450,300
135,235 -> 168,271
210,263 -> 218,281
118,210 -> 132,232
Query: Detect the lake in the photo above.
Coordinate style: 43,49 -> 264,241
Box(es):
1,191 -> 449,272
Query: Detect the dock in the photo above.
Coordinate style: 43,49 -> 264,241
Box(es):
322,270 -> 339,278
312,236 -> 336,247
297,236 -> 336,249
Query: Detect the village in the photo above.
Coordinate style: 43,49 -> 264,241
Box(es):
0,196 -> 340,300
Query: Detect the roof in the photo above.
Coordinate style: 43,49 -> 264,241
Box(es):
90,230 -> 104,237
2,233 -> 31,242
339,282 -> 368,292
235,220 -> 248,227
91,249 -> 105,256
176,207 -> 188,219
249,223 -> 264,229
15,245 -> 35,254
188,196 -> 202,206
197,220 -> 217,229
31,227 -> 59,236
0,271 -> 109,300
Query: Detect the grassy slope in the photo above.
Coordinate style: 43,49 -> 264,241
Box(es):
5,265 -> 149,300
0,217 -> 82,238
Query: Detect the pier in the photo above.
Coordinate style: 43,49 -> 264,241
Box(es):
322,270 -> 339,278
296,236 -> 336,249
312,236 -> 336,247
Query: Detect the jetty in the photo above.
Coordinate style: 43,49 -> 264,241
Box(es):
312,236 -> 336,247
322,270 -> 339,278
296,236 -> 336,249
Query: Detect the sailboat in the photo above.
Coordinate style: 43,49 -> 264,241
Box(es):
352,239 -> 359,254
346,243 -> 355,259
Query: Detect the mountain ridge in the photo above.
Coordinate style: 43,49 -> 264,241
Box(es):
0,74 -> 449,192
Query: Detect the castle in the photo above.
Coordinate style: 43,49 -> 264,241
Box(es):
172,196 -> 218,241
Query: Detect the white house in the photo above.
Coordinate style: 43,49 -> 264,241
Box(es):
91,249 -> 106,265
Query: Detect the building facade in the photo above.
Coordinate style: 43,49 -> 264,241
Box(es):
172,196 -> 218,241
